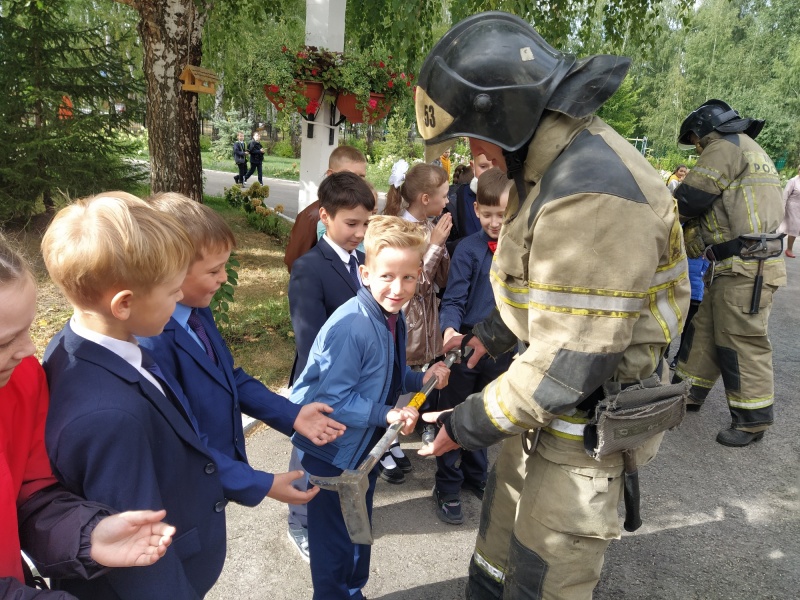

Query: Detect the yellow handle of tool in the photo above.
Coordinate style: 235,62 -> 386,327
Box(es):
408,392 -> 427,410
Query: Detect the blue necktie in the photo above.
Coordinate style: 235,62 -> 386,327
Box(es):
348,255 -> 360,289
140,349 -> 196,431
187,309 -> 218,365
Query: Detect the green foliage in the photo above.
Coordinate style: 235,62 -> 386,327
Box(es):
210,253 -> 240,326
245,208 -> 291,242
271,140 -> 296,158
597,77 -> 640,138
0,0 -> 144,221
378,115 -> 416,160
211,111 -> 251,161
199,135 -> 212,152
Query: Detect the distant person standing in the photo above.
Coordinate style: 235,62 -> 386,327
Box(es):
244,132 -> 265,185
779,166 -> 800,258
233,131 -> 248,185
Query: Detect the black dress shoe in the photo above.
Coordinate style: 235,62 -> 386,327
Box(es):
392,453 -> 413,473
716,428 -> 765,447
378,463 -> 405,484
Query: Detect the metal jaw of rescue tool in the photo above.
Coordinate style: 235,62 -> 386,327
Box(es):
308,348 -> 462,545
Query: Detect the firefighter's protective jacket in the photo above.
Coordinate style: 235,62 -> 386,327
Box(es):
674,131 -> 786,285
449,112 -> 691,451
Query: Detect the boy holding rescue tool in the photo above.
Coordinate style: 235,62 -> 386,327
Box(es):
288,215 -> 451,600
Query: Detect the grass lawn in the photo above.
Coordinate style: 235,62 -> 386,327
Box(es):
21,194 -> 295,392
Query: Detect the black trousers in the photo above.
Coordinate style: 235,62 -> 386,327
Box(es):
235,162 -> 247,183
245,162 -> 263,184
435,351 -> 513,495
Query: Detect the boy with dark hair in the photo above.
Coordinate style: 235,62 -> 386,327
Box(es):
285,171 -> 375,560
139,192 -> 345,512
290,215 -> 450,599
284,146 -> 368,273
433,168 -> 513,524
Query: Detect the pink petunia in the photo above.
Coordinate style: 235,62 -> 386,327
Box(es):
368,98 -> 378,109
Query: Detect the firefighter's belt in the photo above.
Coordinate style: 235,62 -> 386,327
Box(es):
584,377 -> 689,460
706,232 -> 784,262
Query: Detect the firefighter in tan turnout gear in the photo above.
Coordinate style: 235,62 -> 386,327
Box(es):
415,12 -> 691,600
672,99 -> 786,447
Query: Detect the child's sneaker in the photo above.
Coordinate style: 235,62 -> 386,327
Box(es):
287,527 -> 310,563
433,487 -> 463,524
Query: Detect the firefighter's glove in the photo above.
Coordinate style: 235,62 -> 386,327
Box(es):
683,220 -> 706,258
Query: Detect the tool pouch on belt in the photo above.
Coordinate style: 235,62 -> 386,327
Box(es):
584,376 -> 689,460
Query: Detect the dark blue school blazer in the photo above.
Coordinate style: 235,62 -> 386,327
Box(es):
288,236 -> 364,384
43,323 -> 227,600
139,306 -> 300,506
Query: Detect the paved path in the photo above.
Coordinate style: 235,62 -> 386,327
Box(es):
209,256 -> 800,599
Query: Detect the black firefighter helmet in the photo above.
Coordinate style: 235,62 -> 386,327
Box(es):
415,11 -> 631,164
677,99 -> 765,149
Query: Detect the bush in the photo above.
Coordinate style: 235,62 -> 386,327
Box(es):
271,139 -> 296,158
210,253 -> 239,326
199,134 -> 212,152
224,180 -> 270,211
246,206 -> 291,242
342,137 -> 367,158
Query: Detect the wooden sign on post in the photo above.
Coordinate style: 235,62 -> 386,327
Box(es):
179,65 -> 219,95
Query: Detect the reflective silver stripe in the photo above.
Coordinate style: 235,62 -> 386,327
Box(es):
485,377 -> 528,435
528,288 -> 645,313
653,287 -> 681,342
473,549 -> 505,583
546,418 -> 586,439
650,260 -> 687,288
691,165 -> 729,188
728,396 -> 774,410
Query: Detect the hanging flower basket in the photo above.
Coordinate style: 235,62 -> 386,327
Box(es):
335,92 -> 391,124
264,80 -> 326,116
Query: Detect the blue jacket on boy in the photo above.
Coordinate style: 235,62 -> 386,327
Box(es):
290,287 -> 424,470
439,229 -> 496,332
140,305 -> 300,507
44,323 -> 227,600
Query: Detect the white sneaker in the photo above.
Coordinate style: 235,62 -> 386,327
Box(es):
287,527 -> 310,563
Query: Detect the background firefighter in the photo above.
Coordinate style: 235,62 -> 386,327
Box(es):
672,99 -> 786,447
415,12 -> 690,600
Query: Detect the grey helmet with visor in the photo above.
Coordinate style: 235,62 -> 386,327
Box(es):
415,11 -> 631,164
677,99 -> 765,150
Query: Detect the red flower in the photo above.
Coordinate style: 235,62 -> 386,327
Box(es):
368,98 -> 378,109
400,73 -> 406,79
406,81 -> 412,87
387,80 -> 394,88
297,51 -> 308,59
409,73 -> 415,81
305,99 -> 321,114
311,68 -> 319,76
281,45 -> 288,53
268,84 -> 280,93
379,61 -> 385,68
412,86 -> 417,100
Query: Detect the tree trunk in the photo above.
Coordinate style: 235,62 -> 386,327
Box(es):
124,0 -> 208,201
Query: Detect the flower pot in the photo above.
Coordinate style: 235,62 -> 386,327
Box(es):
264,84 -> 286,111
296,80 -> 325,116
336,92 -> 391,124
264,80 -> 325,115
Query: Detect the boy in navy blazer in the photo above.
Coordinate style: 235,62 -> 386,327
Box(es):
139,193 -> 346,510
42,192 -> 227,599
285,171 -> 375,559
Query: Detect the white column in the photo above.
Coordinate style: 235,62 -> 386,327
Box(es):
298,0 -> 347,211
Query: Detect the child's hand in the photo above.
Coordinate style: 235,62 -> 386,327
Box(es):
430,213 -> 452,246
295,402 -> 346,445
423,361 -> 451,389
387,406 -> 419,435
267,470 -> 320,504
